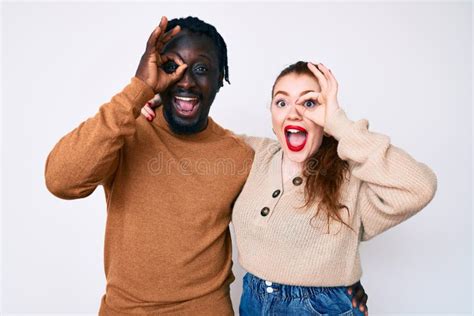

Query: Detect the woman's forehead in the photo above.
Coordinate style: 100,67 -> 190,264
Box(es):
273,73 -> 321,96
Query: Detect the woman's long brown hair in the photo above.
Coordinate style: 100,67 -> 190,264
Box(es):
272,61 -> 352,232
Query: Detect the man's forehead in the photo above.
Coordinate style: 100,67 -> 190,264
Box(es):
163,30 -> 218,61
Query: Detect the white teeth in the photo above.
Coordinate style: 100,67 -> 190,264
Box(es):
175,96 -> 197,101
287,129 -> 304,134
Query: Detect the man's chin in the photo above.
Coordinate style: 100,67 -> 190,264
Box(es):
163,106 -> 204,135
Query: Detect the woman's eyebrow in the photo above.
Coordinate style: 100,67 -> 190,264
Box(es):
298,90 -> 315,97
273,90 -> 289,97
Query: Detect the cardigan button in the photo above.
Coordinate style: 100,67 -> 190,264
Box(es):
272,189 -> 281,198
260,207 -> 270,217
292,177 -> 303,186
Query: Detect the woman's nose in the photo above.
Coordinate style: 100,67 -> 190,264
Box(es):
286,103 -> 303,120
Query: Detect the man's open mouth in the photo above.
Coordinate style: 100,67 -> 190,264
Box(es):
284,125 -> 308,152
173,95 -> 200,118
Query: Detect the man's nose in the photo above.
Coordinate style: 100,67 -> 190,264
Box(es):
176,68 -> 196,90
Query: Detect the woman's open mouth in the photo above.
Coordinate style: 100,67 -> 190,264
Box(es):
284,125 -> 307,152
173,95 -> 200,118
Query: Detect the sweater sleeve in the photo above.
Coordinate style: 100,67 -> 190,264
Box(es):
324,108 -> 438,241
44,77 -> 155,200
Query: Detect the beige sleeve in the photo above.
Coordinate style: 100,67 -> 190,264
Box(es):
324,108 -> 438,241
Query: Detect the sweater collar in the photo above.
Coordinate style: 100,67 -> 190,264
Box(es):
271,147 -> 305,193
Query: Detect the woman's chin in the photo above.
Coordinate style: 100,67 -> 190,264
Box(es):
283,147 -> 310,163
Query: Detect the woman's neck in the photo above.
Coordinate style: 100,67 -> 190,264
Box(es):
281,153 -> 303,183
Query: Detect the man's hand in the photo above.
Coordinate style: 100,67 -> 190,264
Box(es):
348,281 -> 368,315
135,16 -> 187,93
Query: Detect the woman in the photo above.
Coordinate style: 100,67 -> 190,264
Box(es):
142,61 -> 437,315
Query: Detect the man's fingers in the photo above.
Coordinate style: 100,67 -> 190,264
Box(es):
158,16 -> 168,33
154,16 -> 170,52
146,25 -> 162,53
360,293 -> 368,314
160,53 -> 184,67
170,63 -> 188,80
354,286 -> 365,302
161,25 -> 181,44
149,94 -> 162,108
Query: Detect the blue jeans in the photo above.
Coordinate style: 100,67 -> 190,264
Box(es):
239,272 -> 365,316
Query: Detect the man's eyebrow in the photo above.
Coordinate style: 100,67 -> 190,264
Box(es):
198,54 -> 212,62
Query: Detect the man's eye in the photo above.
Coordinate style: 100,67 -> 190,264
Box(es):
276,100 -> 286,107
162,61 -> 178,74
194,66 -> 208,74
304,100 -> 316,108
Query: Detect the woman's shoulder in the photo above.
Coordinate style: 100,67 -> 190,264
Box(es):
234,134 -> 280,155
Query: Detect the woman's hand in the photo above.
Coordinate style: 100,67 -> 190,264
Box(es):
141,94 -> 162,121
295,62 -> 340,131
135,16 -> 188,94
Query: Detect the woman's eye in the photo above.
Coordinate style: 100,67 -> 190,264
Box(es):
162,61 -> 178,74
276,100 -> 286,107
304,100 -> 316,108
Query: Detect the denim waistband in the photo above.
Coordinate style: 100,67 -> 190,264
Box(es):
244,272 -> 350,300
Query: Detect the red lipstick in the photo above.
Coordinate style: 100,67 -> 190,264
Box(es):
284,125 -> 308,152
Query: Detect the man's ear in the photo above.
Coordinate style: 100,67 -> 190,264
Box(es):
216,73 -> 224,92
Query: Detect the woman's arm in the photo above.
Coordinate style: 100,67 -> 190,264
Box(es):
324,108 -> 437,241
297,62 -> 437,241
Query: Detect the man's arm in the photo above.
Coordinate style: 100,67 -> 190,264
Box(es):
45,16 -> 186,199
44,78 -> 154,199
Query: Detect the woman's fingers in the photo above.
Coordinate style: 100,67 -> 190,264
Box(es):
307,62 -> 328,92
143,104 -> 156,116
317,63 -> 338,94
295,91 -> 321,107
141,105 -> 154,121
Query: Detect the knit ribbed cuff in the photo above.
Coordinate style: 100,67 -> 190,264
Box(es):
125,77 -> 156,118
323,108 -> 354,141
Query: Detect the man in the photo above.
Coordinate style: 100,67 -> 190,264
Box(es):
45,16 -> 367,315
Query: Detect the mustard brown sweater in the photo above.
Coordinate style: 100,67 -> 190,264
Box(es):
232,108 -> 437,287
45,77 -> 253,315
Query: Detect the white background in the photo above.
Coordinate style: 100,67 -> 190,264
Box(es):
1,1 -> 472,315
